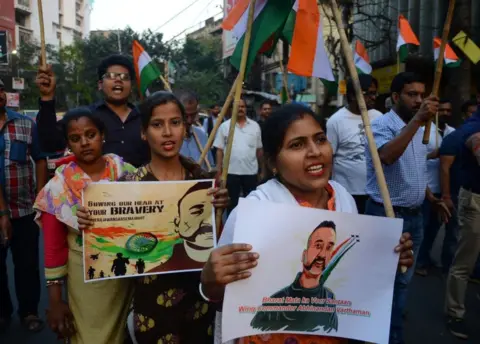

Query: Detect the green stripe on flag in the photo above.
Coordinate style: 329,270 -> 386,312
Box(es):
398,45 -> 409,63
321,78 -> 338,96
230,1 -> 292,73
446,59 -> 462,68
139,62 -> 162,95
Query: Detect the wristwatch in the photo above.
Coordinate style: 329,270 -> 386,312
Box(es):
0,209 -> 10,217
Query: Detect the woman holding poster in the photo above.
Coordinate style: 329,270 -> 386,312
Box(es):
33,108 -> 136,343
76,91 -> 229,344
199,104 -> 415,344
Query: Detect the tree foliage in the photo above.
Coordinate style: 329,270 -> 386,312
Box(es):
15,28 -> 225,110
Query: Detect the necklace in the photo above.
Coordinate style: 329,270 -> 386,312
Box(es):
147,163 -> 185,181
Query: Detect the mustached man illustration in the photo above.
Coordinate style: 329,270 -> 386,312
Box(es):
251,221 -> 359,333
150,181 -> 214,273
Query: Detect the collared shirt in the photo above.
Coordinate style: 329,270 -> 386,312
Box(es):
1,109 -> 45,218
423,123 -> 455,194
180,126 -> 214,170
203,115 -> 220,137
213,118 -> 262,175
365,110 -> 428,207
439,129 -> 464,199
36,99 -> 150,167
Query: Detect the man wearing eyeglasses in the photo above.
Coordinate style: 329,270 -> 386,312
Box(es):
326,74 -> 382,214
35,55 -> 149,167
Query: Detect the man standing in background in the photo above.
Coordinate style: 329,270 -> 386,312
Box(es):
327,74 -> 382,214
203,103 -> 222,164
257,100 -> 273,131
0,78 -> 47,333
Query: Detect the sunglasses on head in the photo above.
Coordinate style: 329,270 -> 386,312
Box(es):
102,72 -> 131,81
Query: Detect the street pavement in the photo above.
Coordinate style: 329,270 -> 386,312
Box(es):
1,232 -> 479,344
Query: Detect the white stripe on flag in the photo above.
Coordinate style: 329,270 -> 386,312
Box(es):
312,15 -> 334,81
138,51 -> 152,74
396,33 -> 406,51
232,0 -> 268,39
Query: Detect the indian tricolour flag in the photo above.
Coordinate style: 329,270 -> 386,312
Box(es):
396,14 -> 420,62
132,40 -> 162,96
354,41 -> 372,74
284,0 -> 334,81
222,0 -> 292,72
434,37 -> 461,68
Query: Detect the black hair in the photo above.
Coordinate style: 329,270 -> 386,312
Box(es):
60,107 -> 106,141
315,220 -> 336,232
209,103 -> 220,109
139,91 -> 186,130
390,72 -> 424,94
177,91 -> 199,106
306,220 -> 337,247
260,99 -> 272,108
439,98 -> 452,104
97,54 -> 135,81
262,103 -> 326,180
461,99 -> 477,113
346,74 -> 378,100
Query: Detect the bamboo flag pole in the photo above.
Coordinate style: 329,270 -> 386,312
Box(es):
160,75 -> 172,92
278,48 -> 291,103
37,0 -> 47,68
423,0 -> 456,144
215,0 -> 257,235
192,130 -> 212,171
197,76 -> 239,165
329,0 -> 394,217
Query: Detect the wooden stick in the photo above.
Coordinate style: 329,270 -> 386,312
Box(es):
37,0 -> 47,68
278,48 -> 291,103
160,75 -> 172,92
330,0 -> 411,273
215,0 -> 257,236
197,76 -> 239,165
423,0 -> 456,144
192,130 -> 212,171
329,0 -> 394,214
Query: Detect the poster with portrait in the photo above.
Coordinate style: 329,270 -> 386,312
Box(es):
222,199 -> 403,344
82,180 -> 215,282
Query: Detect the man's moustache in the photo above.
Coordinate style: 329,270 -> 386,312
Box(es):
306,256 -> 325,271
181,223 -> 213,241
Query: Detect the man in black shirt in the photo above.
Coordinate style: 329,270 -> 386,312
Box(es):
35,55 -> 149,167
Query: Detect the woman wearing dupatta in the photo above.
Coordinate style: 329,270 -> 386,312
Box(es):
76,92 -> 230,344
199,104 -> 415,344
33,108 -> 136,343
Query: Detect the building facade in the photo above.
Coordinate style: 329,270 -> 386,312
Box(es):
14,0 -> 92,49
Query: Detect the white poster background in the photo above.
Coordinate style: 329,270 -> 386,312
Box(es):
222,0 -> 238,58
222,199 -> 403,344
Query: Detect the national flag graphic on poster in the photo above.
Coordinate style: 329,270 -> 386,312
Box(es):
354,41 -> 372,74
396,14 -> 419,63
433,37 -> 461,68
222,0 -> 292,72
452,31 -> 480,64
132,40 -> 162,96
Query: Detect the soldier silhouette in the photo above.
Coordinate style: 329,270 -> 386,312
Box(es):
99,270 -> 105,278
88,266 -> 96,279
111,252 -> 130,276
135,258 -> 146,274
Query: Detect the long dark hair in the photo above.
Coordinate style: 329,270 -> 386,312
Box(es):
262,104 -> 326,180
139,91 -> 186,130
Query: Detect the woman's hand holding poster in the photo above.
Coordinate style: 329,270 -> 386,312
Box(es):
222,199 -> 403,344
82,180 -> 216,282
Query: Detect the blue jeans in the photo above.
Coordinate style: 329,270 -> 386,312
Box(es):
365,199 -> 424,344
417,194 -> 459,273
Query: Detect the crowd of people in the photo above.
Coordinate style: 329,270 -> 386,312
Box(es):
0,53 -> 478,344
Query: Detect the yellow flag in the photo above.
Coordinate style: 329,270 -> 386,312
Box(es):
452,31 -> 480,64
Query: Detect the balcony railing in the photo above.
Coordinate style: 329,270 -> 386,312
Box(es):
15,0 -> 31,14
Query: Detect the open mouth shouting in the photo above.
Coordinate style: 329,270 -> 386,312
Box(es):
162,140 -> 176,152
112,85 -> 124,95
306,163 -> 325,177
